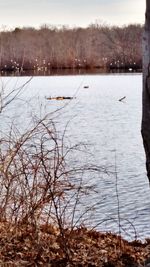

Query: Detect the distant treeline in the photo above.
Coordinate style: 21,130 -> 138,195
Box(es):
0,23 -> 143,72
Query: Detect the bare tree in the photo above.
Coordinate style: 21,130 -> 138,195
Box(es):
142,0 -> 150,180
0,24 -> 143,72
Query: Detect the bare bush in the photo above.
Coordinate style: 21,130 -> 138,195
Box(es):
0,105 -> 107,260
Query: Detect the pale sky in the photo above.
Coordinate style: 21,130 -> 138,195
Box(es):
0,0 -> 145,29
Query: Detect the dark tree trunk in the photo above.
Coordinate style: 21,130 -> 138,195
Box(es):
142,0 -> 150,180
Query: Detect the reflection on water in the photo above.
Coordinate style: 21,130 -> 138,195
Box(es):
1,73 -> 150,240
0,68 -> 142,77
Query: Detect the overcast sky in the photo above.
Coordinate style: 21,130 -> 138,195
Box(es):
0,0 -> 145,29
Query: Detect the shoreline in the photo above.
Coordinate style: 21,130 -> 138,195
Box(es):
0,67 -> 142,77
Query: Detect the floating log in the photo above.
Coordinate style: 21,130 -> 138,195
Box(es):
119,96 -> 126,102
83,85 -> 89,89
46,96 -> 74,100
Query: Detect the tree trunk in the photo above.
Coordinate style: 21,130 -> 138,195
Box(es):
142,0 -> 150,180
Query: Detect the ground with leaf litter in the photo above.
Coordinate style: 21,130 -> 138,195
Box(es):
0,222 -> 149,266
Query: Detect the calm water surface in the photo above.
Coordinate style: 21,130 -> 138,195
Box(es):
1,73 -> 150,240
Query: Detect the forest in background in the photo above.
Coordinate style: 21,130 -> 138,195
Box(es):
0,23 -> 143,72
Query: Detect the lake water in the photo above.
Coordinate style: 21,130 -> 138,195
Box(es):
1,73 -> 150,240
